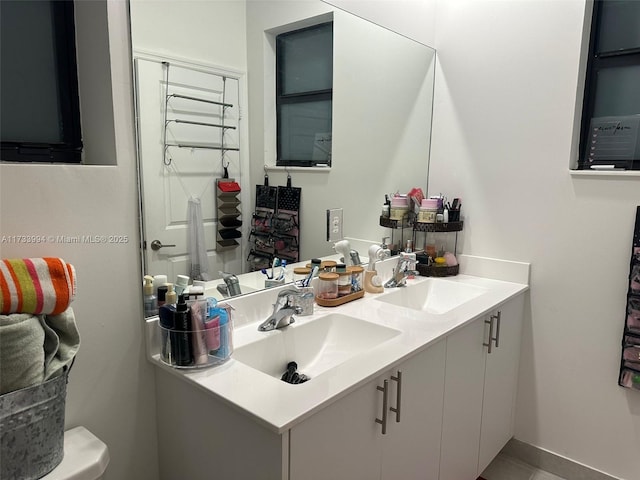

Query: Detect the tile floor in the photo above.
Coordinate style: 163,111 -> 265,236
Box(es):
481,454 -> 567,480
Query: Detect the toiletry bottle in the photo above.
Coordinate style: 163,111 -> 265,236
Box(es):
405,239 -> 413,253
381,237 -> 391,259
218,307 -> 230,359
165,283 -> 177,305
143,275 -> 158,317
157,285 -> 168,308
175,275 -> 190,295
189,297 -> 209,366
173,294 -> 193,366
204,297 -> 221,353
158,283 -> 177,364
381,204 -> 390,218
210,303 -> 231,360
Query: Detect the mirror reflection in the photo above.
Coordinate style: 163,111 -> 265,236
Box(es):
130,0 -> 436,300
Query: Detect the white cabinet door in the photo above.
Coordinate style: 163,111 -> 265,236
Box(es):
381,340 -> 446,480
440,293 -> 525,480
439,317 -> 487,480
290,340 -> 447,480
289,375 -> 383,480
478,294 -> 525,473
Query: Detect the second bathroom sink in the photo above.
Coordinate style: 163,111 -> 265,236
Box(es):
375,278 -> 487,314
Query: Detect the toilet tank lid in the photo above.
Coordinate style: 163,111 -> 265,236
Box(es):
43,426 -> 109,480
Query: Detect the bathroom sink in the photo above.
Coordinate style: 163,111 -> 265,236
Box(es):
233,313 -> 401,381
375,278 -> 487,314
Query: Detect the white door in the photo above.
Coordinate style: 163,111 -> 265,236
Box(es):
134,56 -> 245,281
478,295 -> 525,473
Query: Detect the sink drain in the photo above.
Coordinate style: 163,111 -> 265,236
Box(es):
281,361 -> 310,384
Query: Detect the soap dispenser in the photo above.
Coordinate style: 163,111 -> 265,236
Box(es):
143,276 -> 158,317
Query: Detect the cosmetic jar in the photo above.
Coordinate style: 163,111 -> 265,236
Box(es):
337,271 -> 352,296
317,272 -> 339,299
390,195 -> 409,221
418,198 -> 438,223
321,260 -> 337,272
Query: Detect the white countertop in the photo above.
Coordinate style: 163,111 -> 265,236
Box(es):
146,255 -> 529,434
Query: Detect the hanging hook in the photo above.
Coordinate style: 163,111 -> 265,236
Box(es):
286,166 -> 292,187
264,164 -> 269,186
222,155 -> 230,178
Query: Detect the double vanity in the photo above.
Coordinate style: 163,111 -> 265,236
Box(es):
146,254 -> 529,480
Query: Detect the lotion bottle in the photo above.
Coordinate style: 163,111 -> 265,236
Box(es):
143,276 -> 158,317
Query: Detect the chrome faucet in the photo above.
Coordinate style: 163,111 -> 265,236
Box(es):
258,289 -> 303,332
384,257 -> 412,288
219,271 -> 241,297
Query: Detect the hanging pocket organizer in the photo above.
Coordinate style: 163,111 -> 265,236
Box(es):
216,178 -> 241,250
274,184 -> 301,263
619,206 -> 640,391
247,176 -> 301,270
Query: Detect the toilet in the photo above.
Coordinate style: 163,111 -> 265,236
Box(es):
42,427 -> 109,480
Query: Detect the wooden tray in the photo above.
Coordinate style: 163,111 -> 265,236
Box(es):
315,289 -> 365,307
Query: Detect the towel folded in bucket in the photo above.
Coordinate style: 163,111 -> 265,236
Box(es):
0,307 -> 80,395
41,307 -> 81,381
0,258 -> 76,315
0,313 -> 46,395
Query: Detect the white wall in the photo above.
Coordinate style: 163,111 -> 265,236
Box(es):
0,2 -> 160,479
430,0 -> 640,478
325,0 -> 437,48
129,0 -> 247,70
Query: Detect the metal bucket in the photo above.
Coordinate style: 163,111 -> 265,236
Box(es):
0,373 -> 67,480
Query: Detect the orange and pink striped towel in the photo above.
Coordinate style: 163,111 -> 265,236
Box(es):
0,258 -> 76,315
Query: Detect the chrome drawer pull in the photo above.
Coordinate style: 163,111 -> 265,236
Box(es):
390,370 -> 402,423
375,379 -> 389,434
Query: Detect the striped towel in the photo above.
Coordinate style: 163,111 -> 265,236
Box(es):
0,258 -> 76,315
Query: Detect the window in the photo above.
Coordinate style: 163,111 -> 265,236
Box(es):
1,0 -> 83,163
276,22 -> 333,167
578,0 -> 640,170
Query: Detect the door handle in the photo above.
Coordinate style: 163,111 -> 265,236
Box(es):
375,379 -> 389,434
390,370 -> 402,423
150,240 -> 176,251
483,316 -> 495,354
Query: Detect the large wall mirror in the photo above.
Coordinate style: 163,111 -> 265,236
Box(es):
130,0 -> 436,298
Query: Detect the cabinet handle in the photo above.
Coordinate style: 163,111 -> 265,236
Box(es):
375,379 -> 389,434
483,316 -> 495,354
492,311 -> 501,348
390,370 -> 402,423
